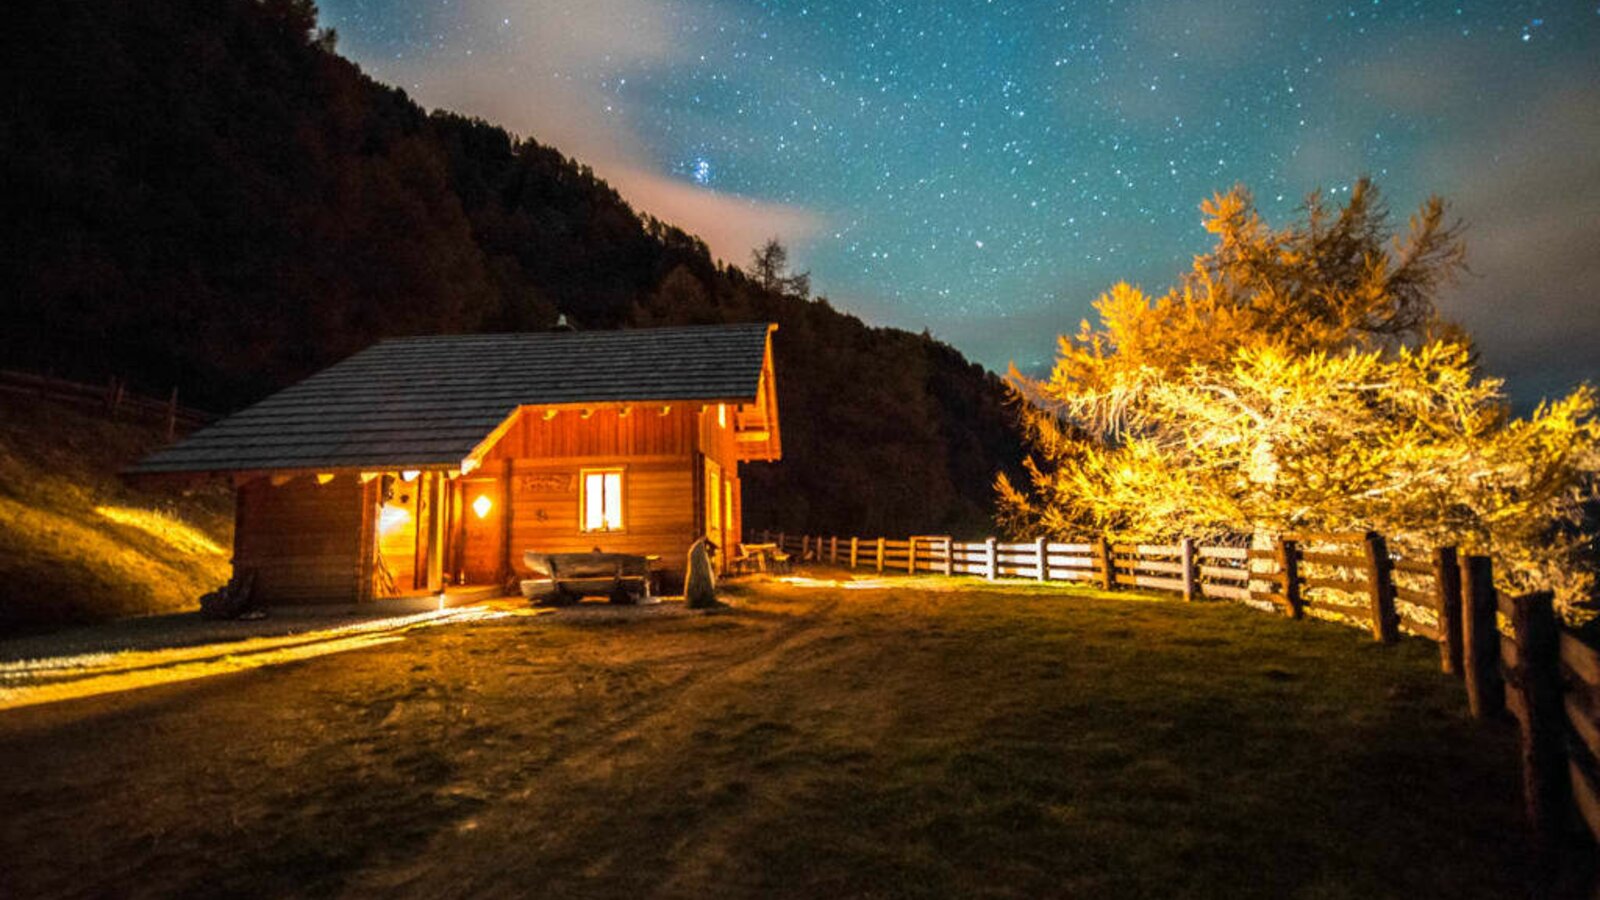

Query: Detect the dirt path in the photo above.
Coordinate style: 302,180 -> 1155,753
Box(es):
0,587 -> 835,898
343,594 -> 848,896
0,575 -> 1556,899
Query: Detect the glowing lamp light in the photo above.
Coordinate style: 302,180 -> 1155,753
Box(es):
400,470 -> 421,482
378,506 -> 411,535
315,473 -> 335,485
472,495 -> 493,519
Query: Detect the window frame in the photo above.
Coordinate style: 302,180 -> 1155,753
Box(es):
579,467 -> 626,534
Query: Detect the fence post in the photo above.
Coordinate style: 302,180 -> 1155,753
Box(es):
876,537 -> 885,574
1434,546 -> 1463,676
165,386 -> 179,440
1278,538 -> 1303,619
1361,531 -> 1399,643
1460,555 -> 1505,720
850,537 -> 859,569
778,532 -> 786,556
1179,537 -> 1197,602
1508,591 -> 1568,873
907,537 -> 917,575
830,536 -> 838,565
942,538 -> 953,576
984,537 -> 997,581
1096,536 -> 1115,591
1035,536 -> 1048,582
105,375 -> 125,416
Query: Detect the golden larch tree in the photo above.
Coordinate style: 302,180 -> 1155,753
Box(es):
1000,179 -> 1600,614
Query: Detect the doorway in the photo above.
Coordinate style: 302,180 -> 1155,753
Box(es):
459,475 -> 505,585
704,457 -> 725,569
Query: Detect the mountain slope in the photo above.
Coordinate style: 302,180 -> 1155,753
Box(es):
0,394 -> 232,632
1,0 -> 1023,536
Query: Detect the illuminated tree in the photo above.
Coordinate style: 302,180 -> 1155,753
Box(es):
1001,180 -> 1600,612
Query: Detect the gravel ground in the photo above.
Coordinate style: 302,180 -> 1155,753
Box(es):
0,609 -> 425,665
0,594 -> 702,707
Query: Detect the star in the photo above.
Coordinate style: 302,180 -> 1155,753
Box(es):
317,0 -> 1600,400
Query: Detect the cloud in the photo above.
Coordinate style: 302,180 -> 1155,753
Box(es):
333,0 -> 823,264
1429,82 -> 1600,402
603,165 -> 825,264
1129,1 -> 1278,65
1336,44 -> 1477,116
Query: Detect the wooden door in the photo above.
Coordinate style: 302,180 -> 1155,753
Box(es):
460,475 -> 505,585
704,457 -> 725,569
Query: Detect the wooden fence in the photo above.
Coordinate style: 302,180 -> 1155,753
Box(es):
0,369 -> 213,437
758,527 -> 1600,878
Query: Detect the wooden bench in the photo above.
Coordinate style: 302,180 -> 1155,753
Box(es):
520,551 -> 655,605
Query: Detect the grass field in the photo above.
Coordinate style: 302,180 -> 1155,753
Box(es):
0,394 -> 232,633
0,572 -> 1558,898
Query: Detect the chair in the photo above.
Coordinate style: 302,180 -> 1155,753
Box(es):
729,544 -> 760,575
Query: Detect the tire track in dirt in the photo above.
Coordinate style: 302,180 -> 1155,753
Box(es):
536,597 -> 841,768
346,594 -> 843,896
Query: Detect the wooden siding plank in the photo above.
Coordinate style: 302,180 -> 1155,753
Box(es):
235,477 -> 365,604
505,457 -> 696,576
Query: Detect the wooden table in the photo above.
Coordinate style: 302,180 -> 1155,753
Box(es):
739,543 -> 778,573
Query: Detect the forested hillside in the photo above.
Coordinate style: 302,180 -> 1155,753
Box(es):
2,0 -> 1023,536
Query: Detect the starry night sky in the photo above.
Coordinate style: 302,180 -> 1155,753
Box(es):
318,0 -> 1599,402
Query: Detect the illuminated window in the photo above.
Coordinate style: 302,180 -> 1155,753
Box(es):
581,469 -> 624,532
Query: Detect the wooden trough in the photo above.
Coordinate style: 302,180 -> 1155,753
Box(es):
520,551 -> 657,605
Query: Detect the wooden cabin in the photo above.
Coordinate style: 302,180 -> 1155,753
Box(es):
130,324 -> 781,606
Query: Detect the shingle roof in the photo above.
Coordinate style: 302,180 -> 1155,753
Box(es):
132,323 -> 775,474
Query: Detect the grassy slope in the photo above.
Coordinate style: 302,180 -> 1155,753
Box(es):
0,573 -> 1568,898
0,394 -> 232,632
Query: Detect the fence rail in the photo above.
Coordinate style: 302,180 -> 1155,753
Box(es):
0,369 -> 214,437
756,526 -> 1600,880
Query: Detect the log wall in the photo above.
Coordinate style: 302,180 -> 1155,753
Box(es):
473,403 -> 745,578
505,456 -> 696,575
697,403 -> 743,557
228,399 -> 758,604
482,406 -> 695,461
234,476 -> 366,604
